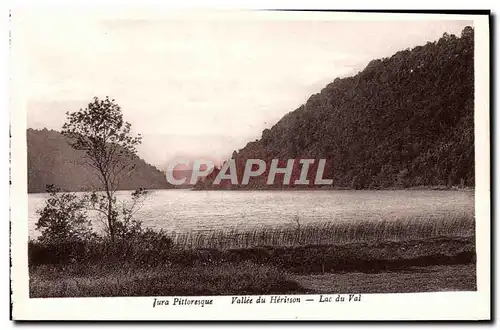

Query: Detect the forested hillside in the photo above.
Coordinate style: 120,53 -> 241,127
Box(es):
198,26 -> 475,189
27,128 -> 172,193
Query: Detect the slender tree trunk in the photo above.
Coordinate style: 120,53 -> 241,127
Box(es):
106,192 -> 114,241
102,175 -> 115,241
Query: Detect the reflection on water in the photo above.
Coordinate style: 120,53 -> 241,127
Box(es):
28,189 -> 474,237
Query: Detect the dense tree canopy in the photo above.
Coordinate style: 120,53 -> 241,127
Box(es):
199,26 -> 475,189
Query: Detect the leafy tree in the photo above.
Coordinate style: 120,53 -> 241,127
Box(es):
62,97 -> 142,240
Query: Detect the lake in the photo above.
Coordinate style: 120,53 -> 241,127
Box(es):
28,189 -> 474,238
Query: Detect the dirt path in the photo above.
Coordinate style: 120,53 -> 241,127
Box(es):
291,264 -> 476,293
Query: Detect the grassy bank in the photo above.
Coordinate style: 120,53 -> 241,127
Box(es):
29,214 -> 476,297
29,236 -> 475,297
293,264 -> 476,293
30,261 -> 305,297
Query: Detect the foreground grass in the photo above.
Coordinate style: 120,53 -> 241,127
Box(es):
30,261 -> 305,298
293,264 -> 476,293
31,262 -> 476,298
29,236 -> 476,297
29,215 -> 476,297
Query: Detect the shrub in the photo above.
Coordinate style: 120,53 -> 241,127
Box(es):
28,229 -> 173,266
35,185 -> 96,245
32,185 -> 173,265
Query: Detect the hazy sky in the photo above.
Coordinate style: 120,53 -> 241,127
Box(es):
21,10 -> 471,169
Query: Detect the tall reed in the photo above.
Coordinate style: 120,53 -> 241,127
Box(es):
168,214 -> 474,250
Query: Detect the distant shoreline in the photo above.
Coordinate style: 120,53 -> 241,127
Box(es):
190,185 -> 474,192
28,185 -> 474,194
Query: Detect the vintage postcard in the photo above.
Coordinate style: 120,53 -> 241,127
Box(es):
10,8 -> 490,321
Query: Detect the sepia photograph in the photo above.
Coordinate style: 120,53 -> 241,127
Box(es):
9,8 -> 490,321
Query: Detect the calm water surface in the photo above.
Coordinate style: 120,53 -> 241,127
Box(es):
28,189 -> 474,237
